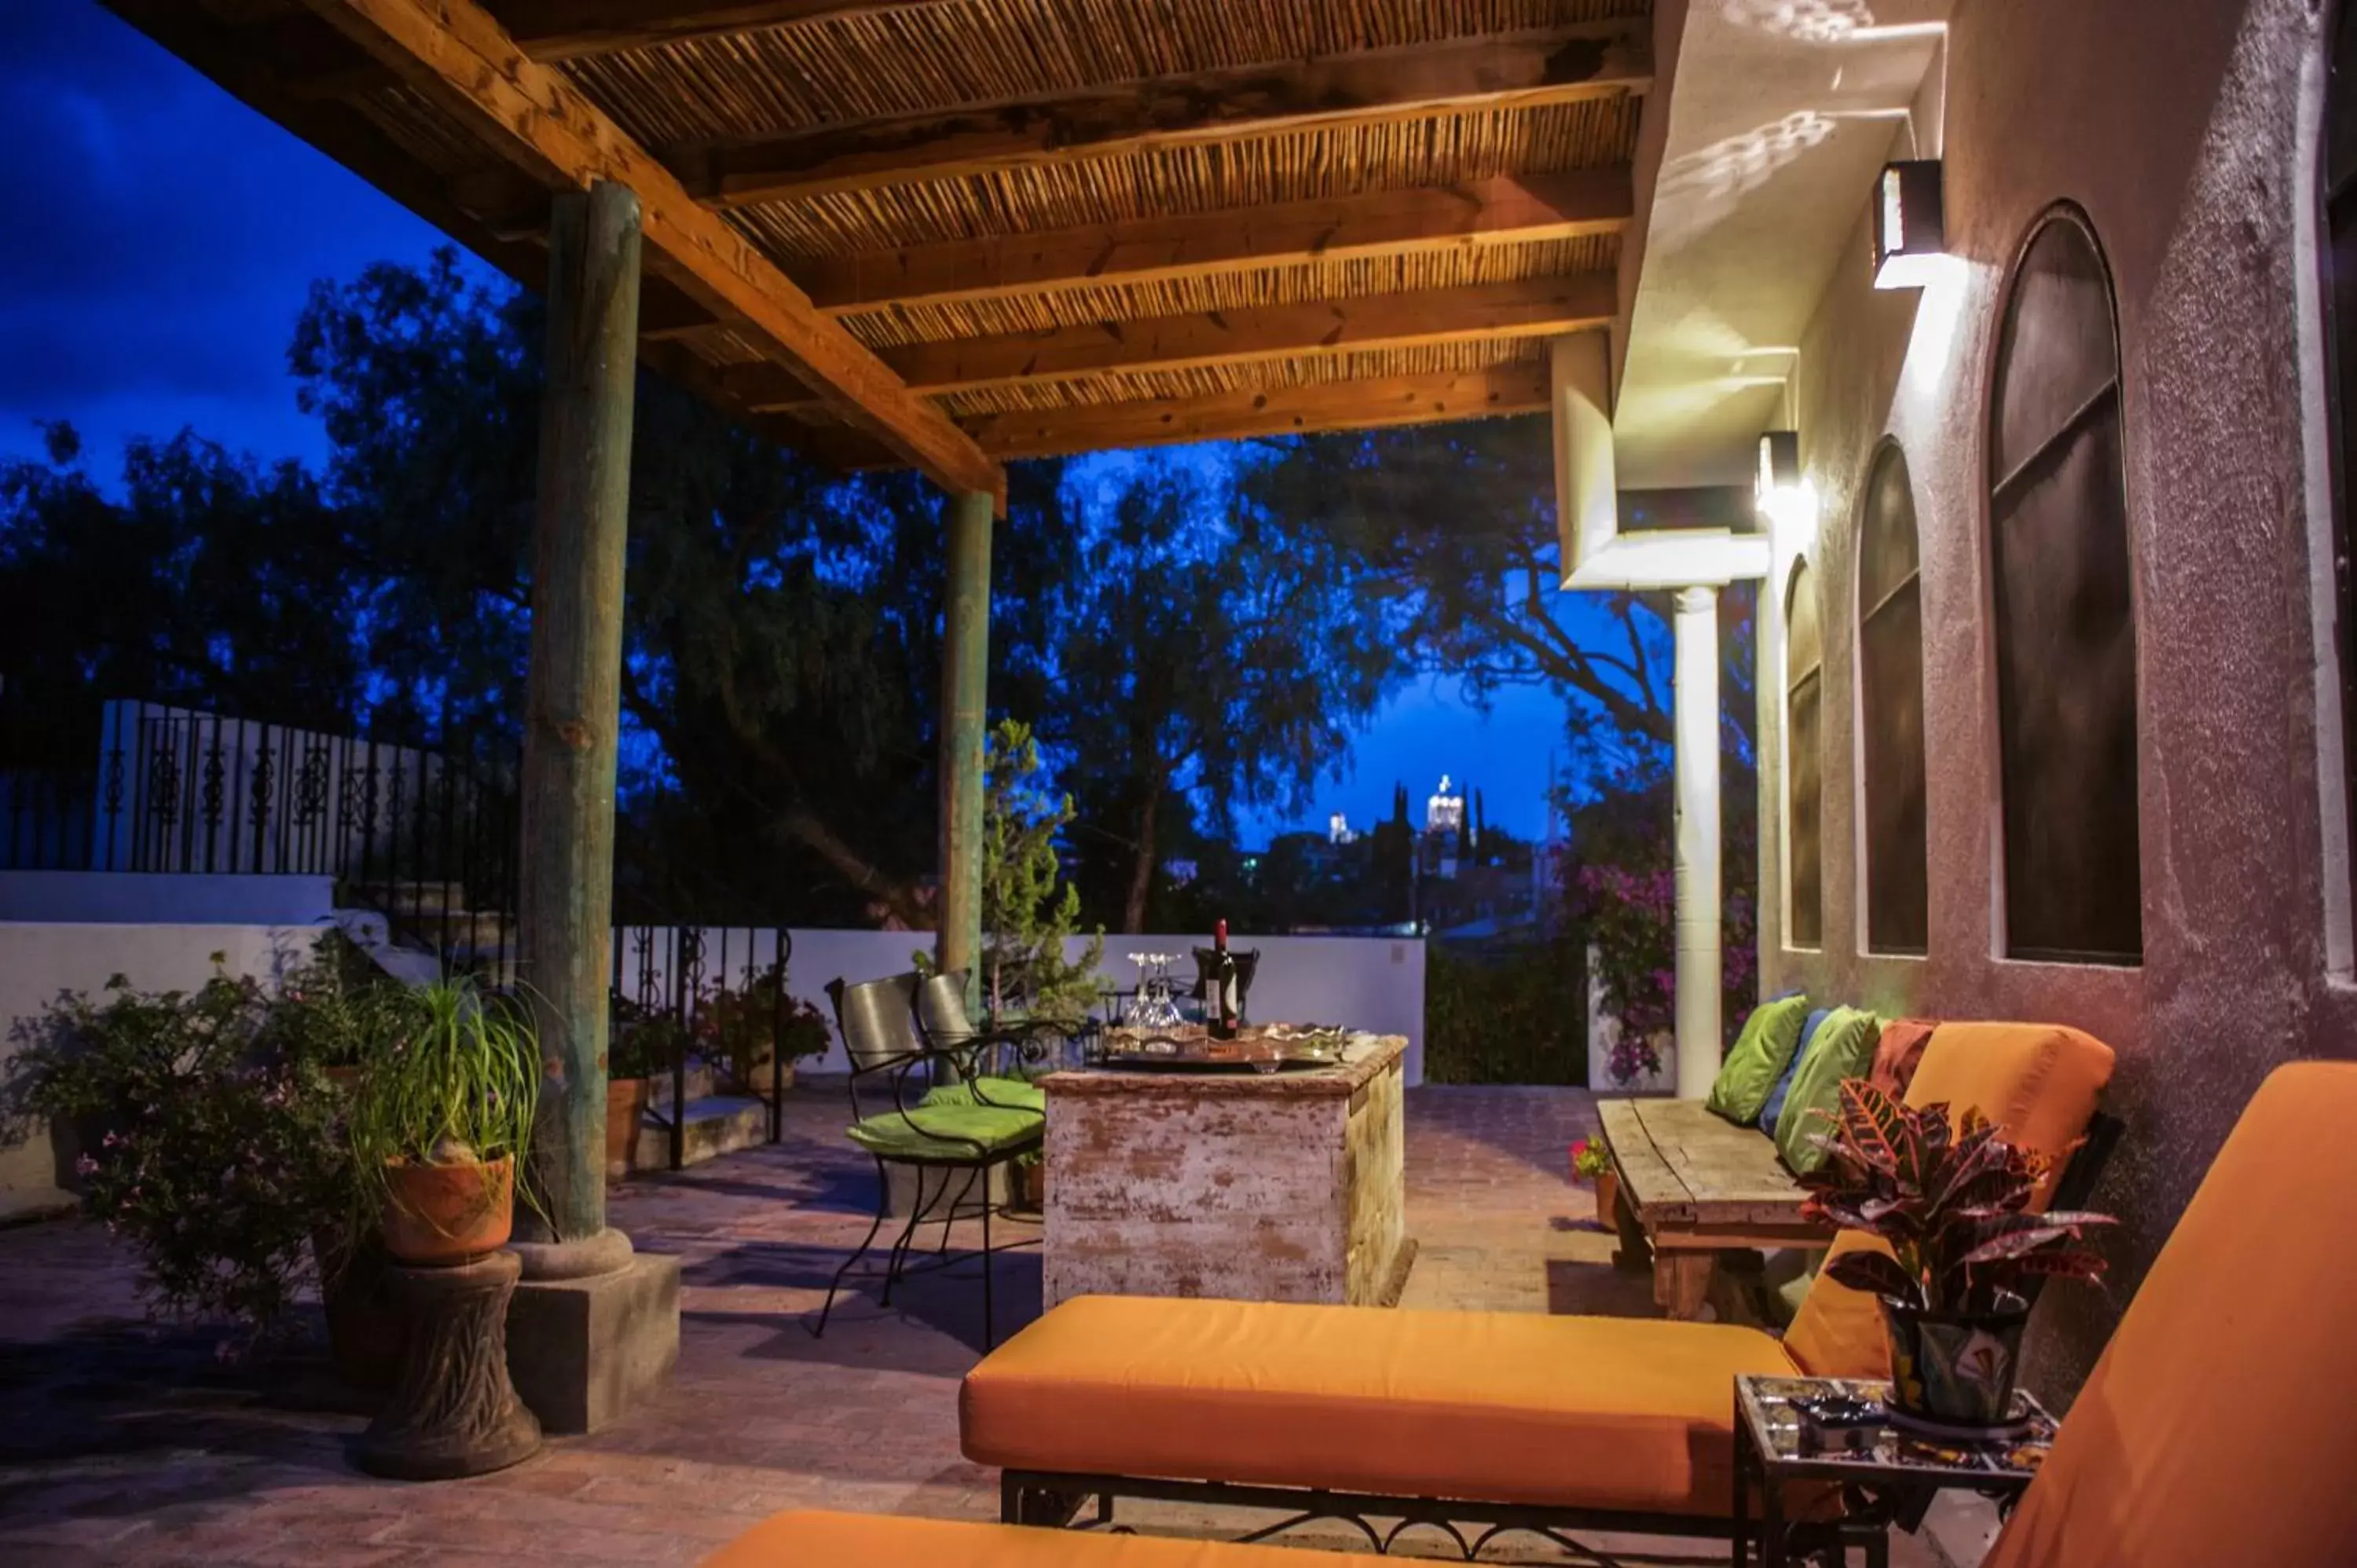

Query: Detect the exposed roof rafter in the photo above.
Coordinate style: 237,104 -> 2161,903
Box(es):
956,365 -> 1552,461
720,274 -> 1616,406
802,169 -> 1635,313
293,0 -> 1003,505
676,27 -> 1651,208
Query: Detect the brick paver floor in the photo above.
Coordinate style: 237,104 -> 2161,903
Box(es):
0,1084 -> 1948,1566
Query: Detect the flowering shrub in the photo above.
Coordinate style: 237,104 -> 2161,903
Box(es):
694,961 -> 833,1086
1567,819 -> 1760,1087
1570,1138 -> 1612,1180
13,958 -> 354,1352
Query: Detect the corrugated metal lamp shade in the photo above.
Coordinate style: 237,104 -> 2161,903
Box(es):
1873,159 -> 1948,290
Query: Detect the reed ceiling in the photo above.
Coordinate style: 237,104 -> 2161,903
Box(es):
104,0 -> 1657,485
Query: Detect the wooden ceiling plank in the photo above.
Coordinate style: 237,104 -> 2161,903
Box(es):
684,27 -> 1651,208
295,0 -> 1003,506
957,365 -> 1552,461
803,168 -> 1633,313
882,273 -> 1618,395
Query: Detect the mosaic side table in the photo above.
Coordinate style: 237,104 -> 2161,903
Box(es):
1733,1373 -> 2058,1568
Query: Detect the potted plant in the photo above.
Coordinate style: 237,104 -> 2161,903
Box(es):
1798,1079 -> 2113,1428
347,977 -> 539,1266
605,997 -> 682,1181
697,962 -> 833,1092
1571,1138 -> 1616,1227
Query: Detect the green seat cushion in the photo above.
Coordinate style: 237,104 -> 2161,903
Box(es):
1773,1006 -> 1885,1174
1706,995 -> 1813,1124
847,1101 -> 1041,1160
922,1075 -> 1047,1114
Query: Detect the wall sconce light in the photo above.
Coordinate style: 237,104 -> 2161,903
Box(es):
1756,430 -> 1816,540
1872,159 -> 1947,290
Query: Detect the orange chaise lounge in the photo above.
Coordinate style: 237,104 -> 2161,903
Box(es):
713,1057 -> 2357,1566
960,1020 -> 2114,1548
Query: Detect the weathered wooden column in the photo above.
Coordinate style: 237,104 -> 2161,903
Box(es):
505,181 -> 681,1438
1672,585 -> 1723,1100
516,179 -> 640,1262
937,489 -> 993,1001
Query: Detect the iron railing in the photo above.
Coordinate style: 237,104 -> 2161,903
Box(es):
611,923 -> 797,1170
0,695 -> 519,976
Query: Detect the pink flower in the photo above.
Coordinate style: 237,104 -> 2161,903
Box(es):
75,1153 -> 98,1177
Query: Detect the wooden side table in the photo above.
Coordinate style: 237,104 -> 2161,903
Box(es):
1732,1374 -> 2058,1568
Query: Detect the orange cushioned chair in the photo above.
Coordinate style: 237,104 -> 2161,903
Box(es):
959,1022 -> 2113,1547
712,1061 -> 2355,1567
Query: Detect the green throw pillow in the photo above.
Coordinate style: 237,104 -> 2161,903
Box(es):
1705,995 -> 1813,1123
1773,1006 -> 1885,1174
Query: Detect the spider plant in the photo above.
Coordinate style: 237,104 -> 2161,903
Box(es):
347,976 -> 541,1236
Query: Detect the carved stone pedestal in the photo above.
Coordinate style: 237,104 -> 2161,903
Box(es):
356,1250 -> 542,1480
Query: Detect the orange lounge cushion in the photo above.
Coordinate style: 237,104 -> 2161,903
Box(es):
1782,1020 -> 2115,1379
705,1510 -> 1348,1566
962,1294 -> 1798,1515
1983,1063 -> 2357,1568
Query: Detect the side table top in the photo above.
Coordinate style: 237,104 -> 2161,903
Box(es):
1736,1375 -> 2058,1488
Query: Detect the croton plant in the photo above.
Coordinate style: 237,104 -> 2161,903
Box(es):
1798,1078 -> 2114,1317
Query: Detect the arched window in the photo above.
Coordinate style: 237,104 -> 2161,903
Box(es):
1859,442 -> 1928,954
1987,208 -> 2141,963
2321,4 -> 2357,925
1786,560 -> 1824,949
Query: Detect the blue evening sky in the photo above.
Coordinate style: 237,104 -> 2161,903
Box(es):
0,2 -> 1574,845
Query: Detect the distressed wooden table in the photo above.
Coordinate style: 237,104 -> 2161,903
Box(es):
1597,1097 -> 1832,1319
1039,1033 -> 1413,1310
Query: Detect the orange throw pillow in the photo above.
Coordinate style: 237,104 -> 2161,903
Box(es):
1866,1017 -> 1936,1099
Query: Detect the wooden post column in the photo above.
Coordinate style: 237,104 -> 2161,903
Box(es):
517,180 -> 640,1258
937,489 -> 993,1004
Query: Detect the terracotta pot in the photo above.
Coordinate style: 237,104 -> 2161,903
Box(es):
1593,1170 -> 1619,1229
607,1077 -> 651,1181
1021,1161 -> 1046,1210
379,1153 -> 514,1266
1879,1298 -> 2029,1427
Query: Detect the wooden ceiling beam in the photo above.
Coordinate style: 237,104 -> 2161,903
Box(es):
891,273 -> 1618,396
804,168 -> 1633,314
295,0 -> 1003,507
678,27 -> 1651,208
955,365 -> 1552,461
720,273 -> 1616,408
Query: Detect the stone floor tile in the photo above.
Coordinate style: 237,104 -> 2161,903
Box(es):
0,1083 -> 1974,1566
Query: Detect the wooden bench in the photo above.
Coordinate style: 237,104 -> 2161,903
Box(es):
1596,1097 -> 1830,1320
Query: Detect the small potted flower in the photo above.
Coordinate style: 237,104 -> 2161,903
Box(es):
1799,1079 -> 2113,1429
1571,1138 -> 1616,1227
347,977 -> 539,1266
605,998 -> 684,1182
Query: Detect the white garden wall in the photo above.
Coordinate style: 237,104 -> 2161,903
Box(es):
618,928 -> 1430,1086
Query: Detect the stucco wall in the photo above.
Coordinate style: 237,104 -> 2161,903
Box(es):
1754,0 -> 2349,1404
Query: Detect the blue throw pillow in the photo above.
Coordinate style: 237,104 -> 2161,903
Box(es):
1758,1008 -> 1831,1131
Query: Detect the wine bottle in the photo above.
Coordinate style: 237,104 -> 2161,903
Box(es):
1209,918 -> 1240,1040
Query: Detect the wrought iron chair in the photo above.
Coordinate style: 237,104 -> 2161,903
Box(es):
812,970 -> 1050,1349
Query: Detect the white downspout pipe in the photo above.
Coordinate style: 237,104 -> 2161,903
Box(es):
1551,334 -> 1769,1096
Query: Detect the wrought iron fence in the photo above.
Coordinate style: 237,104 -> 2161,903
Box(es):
611,924 -> 798,1170
0,694 -> 519,976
